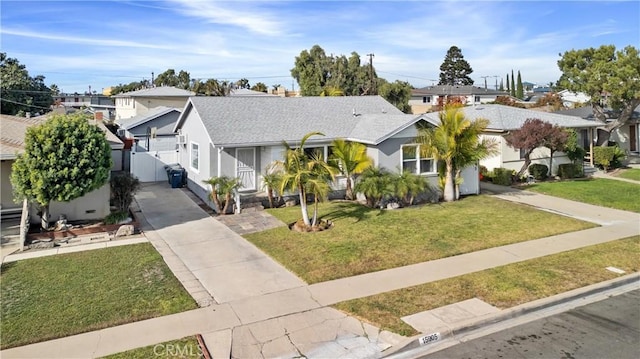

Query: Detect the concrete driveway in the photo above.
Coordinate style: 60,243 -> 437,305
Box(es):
134,182 -> 305,303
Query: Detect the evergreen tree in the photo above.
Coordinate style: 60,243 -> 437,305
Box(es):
499,79 -> 504,91
510,70 -> 516,97
438,46 -> 474,86
516,70 -> 524,99
505,73 -> 510,93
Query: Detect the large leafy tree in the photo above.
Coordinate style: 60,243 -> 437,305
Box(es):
417,105 -> 495,202
290,45 -> 375,96
1,53 -> 53,116
504,118 -> 564,177
438,46 -> 474,86
557,45 -> 640,144
10,113 -> 112,229
377,79 -> 412,113
154,69 -> 191,89
329,139 -> 373,200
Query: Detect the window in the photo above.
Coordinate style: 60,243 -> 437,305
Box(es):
422,96 -> 431,103
519,148 -> 526,159
190,142 -> 199,171
303,146 -> 325,160
474,96 -> 481,103
402,145 -> 434,174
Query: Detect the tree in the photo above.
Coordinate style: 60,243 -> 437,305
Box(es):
328,139 -> 373,200
354,167 -> 393,208
510,70 -> 516,97
392,170 -> 428,206
505,73 -> 510,93
10,113 -> 112,229
542,127 -> 569,176
110,172 -> 141,213
499,78 -> 504,91
377,80 -> 412,113
557,45 -> 640,145
50,84 -> 60,96
438,46 -> 474,86
505,118 -> 562,177
251,82 -> 268,93
278,132 -> 336,227
291,45 -> 375,96
416,105 -> 496,202
203,176 -> 242,215
261,162 -> 283,208
192,78 -> 233,96
235,78 -> 250,89
1,53 -> 53,116
516,71 -> 524,99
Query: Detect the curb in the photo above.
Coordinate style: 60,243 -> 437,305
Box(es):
384,272 -> 640,358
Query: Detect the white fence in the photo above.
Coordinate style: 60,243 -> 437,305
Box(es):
130,150 -> 179,182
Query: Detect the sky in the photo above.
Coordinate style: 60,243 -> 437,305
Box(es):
1,0 -> 639,94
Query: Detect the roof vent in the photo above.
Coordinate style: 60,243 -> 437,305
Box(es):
382,108 -> 387,114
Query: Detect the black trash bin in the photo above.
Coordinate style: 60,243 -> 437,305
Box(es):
169,170 -> 183,188
164,164 -> 185,188
164,163 -> 182,185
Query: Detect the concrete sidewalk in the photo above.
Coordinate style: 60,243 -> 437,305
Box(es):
2,181 -> 638,359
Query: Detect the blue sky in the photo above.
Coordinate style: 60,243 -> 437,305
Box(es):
2,0 -> 638,94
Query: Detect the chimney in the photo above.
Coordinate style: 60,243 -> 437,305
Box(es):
94,112 -> 104,122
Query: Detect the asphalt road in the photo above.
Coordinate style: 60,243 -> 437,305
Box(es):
423,289 -> 640,359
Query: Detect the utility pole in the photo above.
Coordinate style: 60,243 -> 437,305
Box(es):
481,76 -> 489,89
492,75 -> 500,90
367,53 -> 375,94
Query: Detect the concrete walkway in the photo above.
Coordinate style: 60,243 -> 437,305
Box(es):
2,181 -> 639,359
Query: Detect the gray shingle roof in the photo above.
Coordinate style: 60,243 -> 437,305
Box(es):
116,106 -> 180,129
420,104 -> 599,131
112,86 -> 195,98
176,96 -> 418,146
0,114 -> 47,159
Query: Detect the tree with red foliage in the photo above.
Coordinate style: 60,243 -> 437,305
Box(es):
505,119 -> 568,177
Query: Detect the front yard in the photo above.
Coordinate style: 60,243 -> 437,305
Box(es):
525,178 -> 640,213
0,243 -> 197,349
613,168 -> 640,181
245,196 -> 596,283
334,236 -> 640,336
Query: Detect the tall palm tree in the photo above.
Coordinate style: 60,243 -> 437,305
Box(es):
329,139 -> 373,200
417,105 -> 496,202
278,132 -> 335,227
261,162 -> 283,209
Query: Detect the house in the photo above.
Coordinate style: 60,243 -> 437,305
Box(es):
421,105 -> 599,175
556,90 -> 590,108
172,96 -> 480,211
556,105 -> 640,156
54,92 -> 116,120
115,106 -> 181,152
113,86 -> 195,121
0,114 -> 124,224
409,85 -> 508,114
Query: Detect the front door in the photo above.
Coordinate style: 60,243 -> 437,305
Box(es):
630,125 -> 637,152
236,148 -> 256,191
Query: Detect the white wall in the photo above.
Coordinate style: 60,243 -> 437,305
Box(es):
481,134 -> 573,175
30,183 -> 111,224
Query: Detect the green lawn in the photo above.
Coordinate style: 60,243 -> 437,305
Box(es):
245,196 -> 596,283
0,243 -> 197,349
614,168 -> 640,181
526,178 -> 640,212
102,336 -> 203,359
334,236 -> 640,336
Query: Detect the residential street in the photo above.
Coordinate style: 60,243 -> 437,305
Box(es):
422,289 -> 640,359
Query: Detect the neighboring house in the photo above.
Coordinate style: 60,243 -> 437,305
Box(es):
0,114 -> 124,224
113,86 -> 195,121
409,85 -> 508,114
172,96 -> 480,211
115,106 -> 181,152
557,90 -> 590,108
556,105 -> 640,154
422,105 -> 599,175
229,88 -> 278,97
54,92 -> 116,120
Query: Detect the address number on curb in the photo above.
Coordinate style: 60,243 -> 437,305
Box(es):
418,332 -> 441,346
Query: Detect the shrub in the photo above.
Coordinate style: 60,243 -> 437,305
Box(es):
611,146 -> 626,169
492,167 -> 513,186
558,163 -> 583,179
528,164 -> 549,180
594,146 -> 616,171
110,172 -> 141,213
104,211 -> 129,225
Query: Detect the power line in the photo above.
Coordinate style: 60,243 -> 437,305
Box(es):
0,98 -> 52,111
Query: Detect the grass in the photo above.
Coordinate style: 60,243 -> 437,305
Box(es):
526,178 -> 640,213
334,236 -> 640,336
245,196 -> 596,283
614,168 -> 640,181
0,243 -> 198,349
102,336 -> 203,359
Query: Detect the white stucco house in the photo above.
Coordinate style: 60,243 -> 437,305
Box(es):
113,86 -> 195,121
422,105 -> 599,175
172,96 -> 481,212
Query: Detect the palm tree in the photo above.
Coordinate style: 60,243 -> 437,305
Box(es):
354,167 -> 394,208
278,132 -> 335,227
417,104 -> 496,202
393,170 -> 429,206
203,176 -> 242,215
320,86 -> 344,96
261,162 -> 283,209
329,139 -> 373,200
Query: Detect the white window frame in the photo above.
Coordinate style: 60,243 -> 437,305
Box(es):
190,141 -> 200,172
401,144 -> 435,175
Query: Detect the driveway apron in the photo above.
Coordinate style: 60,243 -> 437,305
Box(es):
135,182 -> 305,303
